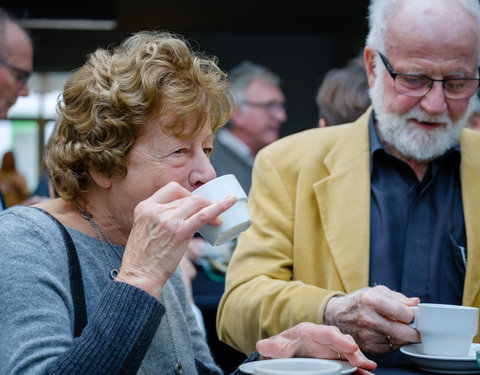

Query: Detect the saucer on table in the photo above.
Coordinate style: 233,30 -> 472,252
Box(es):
238,359 -> 356,374
400,343 -> 480,374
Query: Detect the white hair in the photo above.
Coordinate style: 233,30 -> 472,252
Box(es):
228,60 -> 282,106
366,0 -> 480,54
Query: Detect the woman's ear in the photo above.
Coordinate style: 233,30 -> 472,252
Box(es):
89,170 -> 112,189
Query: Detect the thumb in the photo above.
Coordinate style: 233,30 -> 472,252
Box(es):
256,337 -> 296,359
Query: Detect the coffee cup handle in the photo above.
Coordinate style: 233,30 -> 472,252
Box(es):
409,306 -> 418,328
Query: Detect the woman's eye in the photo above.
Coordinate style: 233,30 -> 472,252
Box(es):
173,148 -> 188,155
203,147 -> 213,156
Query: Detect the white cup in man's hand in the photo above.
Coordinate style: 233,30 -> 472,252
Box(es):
410,303 -> 479,356
192,174 -> 251,246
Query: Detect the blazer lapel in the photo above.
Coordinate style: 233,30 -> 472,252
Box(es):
313,111 -> 371,293
460,129 -> 480,307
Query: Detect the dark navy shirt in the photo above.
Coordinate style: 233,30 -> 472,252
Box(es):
369,114 -> 467,304
368,114 -> 467,367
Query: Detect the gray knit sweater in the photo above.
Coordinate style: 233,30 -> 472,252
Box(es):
0,206 -> 225,375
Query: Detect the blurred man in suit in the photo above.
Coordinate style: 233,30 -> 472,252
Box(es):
210,60 -> 287,192
0,7 -> 33,210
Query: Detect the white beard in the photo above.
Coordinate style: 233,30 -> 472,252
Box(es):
369,68 -> 476,162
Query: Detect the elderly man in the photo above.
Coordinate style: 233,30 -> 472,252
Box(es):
218,0 -> 480,371
0,8 -> 33,210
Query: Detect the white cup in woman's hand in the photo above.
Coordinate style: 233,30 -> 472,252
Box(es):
192,174 -> 251,246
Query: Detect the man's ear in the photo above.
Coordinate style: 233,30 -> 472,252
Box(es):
89,170 -> 112,189
364,47 -> 377,88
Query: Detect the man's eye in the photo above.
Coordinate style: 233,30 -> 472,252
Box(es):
399,75 -> 428,89
14,72 -> 24,83
445,79 -> 466,91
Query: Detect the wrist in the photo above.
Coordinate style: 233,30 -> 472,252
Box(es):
115,269 -> 167,300
323,296 -> 340,325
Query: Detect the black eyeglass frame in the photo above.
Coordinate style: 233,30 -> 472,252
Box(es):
0,57 -> 31,86
377,51 -> 480,100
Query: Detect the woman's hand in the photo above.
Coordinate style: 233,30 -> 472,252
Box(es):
116,181 -> 235,299
256,322 -> 377,374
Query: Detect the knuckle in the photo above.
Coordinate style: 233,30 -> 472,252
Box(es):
191,194 -> 211,209
356,310 -> 372,328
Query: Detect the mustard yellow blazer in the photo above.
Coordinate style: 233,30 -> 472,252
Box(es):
217,108 -> 480,354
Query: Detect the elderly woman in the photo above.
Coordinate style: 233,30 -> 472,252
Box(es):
0,31 -> 376,374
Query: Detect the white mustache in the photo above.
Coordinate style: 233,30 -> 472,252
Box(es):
406,107 -> 450,125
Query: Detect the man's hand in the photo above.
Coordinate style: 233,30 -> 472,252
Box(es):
323,285 -> 420,353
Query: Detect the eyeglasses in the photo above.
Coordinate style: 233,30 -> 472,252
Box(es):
240,100 -> 286,113
0,57 -> 31,86
378,52 -> 480,100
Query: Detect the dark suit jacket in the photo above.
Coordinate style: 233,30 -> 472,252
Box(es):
210,132 -> 253,195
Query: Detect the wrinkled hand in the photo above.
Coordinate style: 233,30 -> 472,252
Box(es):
323,285 -> 421,354
256,322 -> 377,374
116,181 -> 235,299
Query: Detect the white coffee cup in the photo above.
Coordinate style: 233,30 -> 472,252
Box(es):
409,303 -> 479,356
253,358 -> 342,375
192,174 -> 252,246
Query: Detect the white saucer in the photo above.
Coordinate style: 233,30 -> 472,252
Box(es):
400,343 -> 480,374
238,359 -> 356,374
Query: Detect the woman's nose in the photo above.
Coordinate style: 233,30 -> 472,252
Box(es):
191,151 -> 217,187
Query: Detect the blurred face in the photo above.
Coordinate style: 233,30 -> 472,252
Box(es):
365,1 -> 480,161
231,78 -> 287,155
110,117 -> 216,218
0,22 -> 32,119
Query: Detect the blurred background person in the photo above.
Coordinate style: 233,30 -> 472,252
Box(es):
0,150 -> 30,207
211,60 -> 287,192
0,7 -> 33,210
185,60 -> 288,373
316,55 -> 370,127
0,7 -> 32,119
24,122 -> 60,205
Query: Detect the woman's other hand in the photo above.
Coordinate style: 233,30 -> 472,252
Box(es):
256,322 -> 377,374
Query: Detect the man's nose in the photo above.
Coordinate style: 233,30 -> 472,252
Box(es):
18,81 -> 30,97
419,81 -> 447,115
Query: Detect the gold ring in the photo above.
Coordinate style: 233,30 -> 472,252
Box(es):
386,335 -> 394,352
